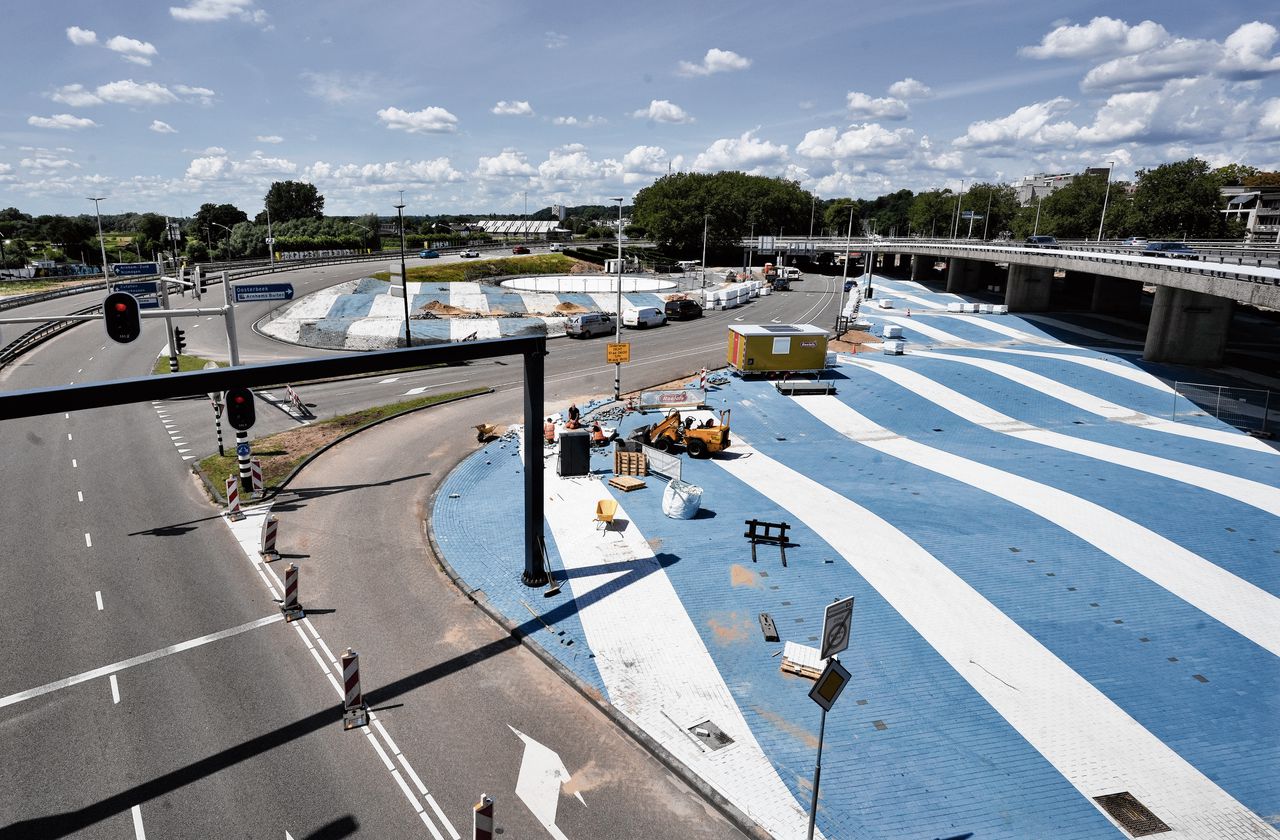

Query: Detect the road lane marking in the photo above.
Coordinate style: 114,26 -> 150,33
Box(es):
77,369 -> 82,374
72,459 -> 78,468
77,491 -> 83,502
68,433 -> 73,441
0,614 -> 284,709
379,377 -> 401,384
109,674 -> 120,704
84,533 -> 92,547
131,804 -> 146,839
65,413 -> 70,419
95,591 -> 103,610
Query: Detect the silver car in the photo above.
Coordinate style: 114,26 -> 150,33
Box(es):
565,312 -> 614,338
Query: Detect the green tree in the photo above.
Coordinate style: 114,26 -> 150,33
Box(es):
1212,163 -> 1259,187
264,181 -> 325,222
190,203 -> 249,243
1038,172 -> 1112,239
908,190 -> 956,238
632,172 -> 813,255
1131,158 -> 1224,239
1243,171 -> 1280,187
954,183 -> 1019,239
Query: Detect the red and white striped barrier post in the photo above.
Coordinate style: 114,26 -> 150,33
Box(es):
259,514 -> 280,561
473,794 -> 495,840
250,457 -> 263,495
280,562 -> 304,622
698,367 -> 709,390
225,475 -> 243,520
341,647 -> 369,729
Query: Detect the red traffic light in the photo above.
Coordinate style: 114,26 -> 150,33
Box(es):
224,387 -> 256,430
103,291 -> 141,344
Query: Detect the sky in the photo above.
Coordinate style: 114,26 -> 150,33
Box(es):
2,0 -> 1279,219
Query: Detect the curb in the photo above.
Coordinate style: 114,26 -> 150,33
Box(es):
192,388 -> 494,504
424,430 -> 771,840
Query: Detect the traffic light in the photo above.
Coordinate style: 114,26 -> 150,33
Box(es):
173,327 -> 187,355
225,387 -> 256,430
103,291 -> 141,343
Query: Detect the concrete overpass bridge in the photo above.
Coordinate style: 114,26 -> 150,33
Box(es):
750,237 -> 1280,366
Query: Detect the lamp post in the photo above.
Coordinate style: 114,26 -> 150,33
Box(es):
610,196 -> 624,402
834,203 -> 855,333
808,194 -> 817,241
0,231 -> 7,276
211,222 -> 234,259
264,203 -> 275,271
1097,161 -> 1115,242
950,180 -> 965,239
1033,194 -> 1043,236
700,213 -> 709,289
87,197 -> 110,284
394,193 -> 412,347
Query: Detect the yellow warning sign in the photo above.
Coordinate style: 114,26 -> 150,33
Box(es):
606,342 -> 631,364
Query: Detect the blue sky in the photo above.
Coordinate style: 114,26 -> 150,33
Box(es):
2,0 -> 1278,218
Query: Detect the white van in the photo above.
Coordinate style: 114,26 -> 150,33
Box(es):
622,306 -> 667,328
676,260 -> 700,272
781,267 -> 801,280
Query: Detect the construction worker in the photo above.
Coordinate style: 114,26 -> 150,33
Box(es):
543,417 -> 556,443
590,421 -> 607,446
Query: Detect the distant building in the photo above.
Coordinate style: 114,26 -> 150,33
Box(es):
1221,185 -> 1280,242
551,204 -> 567,221
474,220 -> 570,240
1014,168 -> 1111,206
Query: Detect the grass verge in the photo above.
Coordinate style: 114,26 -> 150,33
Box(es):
370,254 -> 581,284
198,388 -> 487,498
152,354 -> 229,374
0,278 -> 98,297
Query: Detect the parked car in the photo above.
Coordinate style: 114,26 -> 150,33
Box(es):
565,311 -> 614,338
419,249 -> 440,259
1144,241 -> 1198,259
1122,237 -> 1149,246
1024,235 -> 1058,248
511,245 -> 530,254
548,243 -> 564,252
622,306 -> 666,329
843,279 -> 855,292
460,249 -> 480,258
664,299 -> 703,321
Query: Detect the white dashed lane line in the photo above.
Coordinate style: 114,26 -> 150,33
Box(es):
72,459 -> 78,468
95,591 -> 103,610
131,805 -> 146,839
84,533 -> 92,548
109,674 -> 120,704
77,491 -> 83,502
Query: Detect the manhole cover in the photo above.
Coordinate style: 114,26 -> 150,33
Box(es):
689,720 -> 735,752
1093,792 -> 1170,836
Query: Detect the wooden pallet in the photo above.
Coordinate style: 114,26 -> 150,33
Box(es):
608,475 -> 647,492
779,641 -> 824,681
614,450 -> 648,476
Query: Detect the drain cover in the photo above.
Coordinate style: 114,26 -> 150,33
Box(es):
689,720 -> 735,752
1093,792 -> 1171,836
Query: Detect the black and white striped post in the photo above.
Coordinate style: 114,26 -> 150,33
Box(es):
212,400 -> 224,456
341,648 -> 369,730
474,794 -> 495,840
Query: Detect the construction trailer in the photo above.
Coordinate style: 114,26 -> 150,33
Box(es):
727,324 -> 829,374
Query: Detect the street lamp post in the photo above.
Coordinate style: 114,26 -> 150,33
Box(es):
610,197 -> 624,402
950,180 -> 965,239
700,213 -> 709,289
1097,161 -> 1115,242
394,194 -> 412,347
264,204 -> 275,271
808,194 -> 817,241
1033,195 -> 1043,236
211,222 -> 234,259
87,197 -> 110,285
834,204 -> 855,333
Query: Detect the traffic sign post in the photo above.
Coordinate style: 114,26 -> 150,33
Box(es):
110,262 -> 160,277
807,600 -> 854,840
605,342 -> 630,364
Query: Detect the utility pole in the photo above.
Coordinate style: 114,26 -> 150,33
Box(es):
610,197 -> 624,401
87,197 -> 110,286
700,213 -> 709,289
265,203 -> 275,271
834,204 -> 854,333
1097,161 -> 1115,242
982,191 -> 993,241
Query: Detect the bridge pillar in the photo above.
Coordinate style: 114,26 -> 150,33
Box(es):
946,258 -> 972,293
1143,287 -> 1232,366
1005,263 -> 1051,311
910,255 -> 928,282
1090,276 -> 1143,317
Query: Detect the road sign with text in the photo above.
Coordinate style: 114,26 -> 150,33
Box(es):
111,263 -> 160,277
115,281 -> 158,296
233,283 -> 294,303
606,342 -> 631,364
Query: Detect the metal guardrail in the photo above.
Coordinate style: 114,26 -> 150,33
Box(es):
0,303 -> 102,370
1173,381 -> 1274,437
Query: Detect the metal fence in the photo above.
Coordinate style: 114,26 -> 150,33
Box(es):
1173,381 -> 1274,436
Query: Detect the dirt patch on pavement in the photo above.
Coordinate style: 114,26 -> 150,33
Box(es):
752,705 -> 820,749
554,301 -> 590,314
729,564 -> 762,588
707,612 -> 751,644
829,329 -> 877,352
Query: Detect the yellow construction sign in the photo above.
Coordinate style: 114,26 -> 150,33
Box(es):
606,342 -> 631,364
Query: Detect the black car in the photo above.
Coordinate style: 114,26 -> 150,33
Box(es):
1143,241 -> 1198,260
664,299 -> 703,320
1025,235 -> 1058,248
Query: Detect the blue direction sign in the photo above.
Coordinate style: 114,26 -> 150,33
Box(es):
236,442 -> 251,458
115,281 -> 158,296
234,283 -> 294,303
111,262 -> 160,277
137,297 -> 161,309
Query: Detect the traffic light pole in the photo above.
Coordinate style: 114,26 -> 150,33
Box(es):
220,272 -> 250,489
160,276 -> 178,374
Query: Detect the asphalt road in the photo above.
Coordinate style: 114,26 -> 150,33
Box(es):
0,262 -> 843,839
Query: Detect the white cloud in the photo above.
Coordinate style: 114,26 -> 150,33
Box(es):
150,120 -> 178,134
846,91 -> 909,120
1219,21 -> 1280,79
632,99 -> 694,124
20,155 -> 80,171
66,26 -> 98,46
952,97 -> 1077,148
1081,21 -> 1280,92
185,155 -> 228,180
797,124 -> 915,159
887,78 -> 932,99
256,134 -> 283,143
184,150 -> 296,181
377,106 -> 459,134
475,149 -> 536,179
170,0 -> 267,25
1260,97 -> 1280,135
306,158 -> 463,185
300,71 -> 381,104
27,114 -> 98,130
537,145 -> 620,183
692,130 -> 788,172
51,84 -> 103,107
1020,17 -> 1169,60
492,100 -> 534,116
105,36 -> 158,66
677,48 -> 751,77
552,114 -> 606,127
173,84 -> 216,105
544,31 -> 568,49
97,80 -> 180,106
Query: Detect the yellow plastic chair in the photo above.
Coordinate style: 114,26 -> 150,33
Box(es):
595,498 -> 618,532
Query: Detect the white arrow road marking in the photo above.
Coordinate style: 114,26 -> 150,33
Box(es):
509,725 -> 583,840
